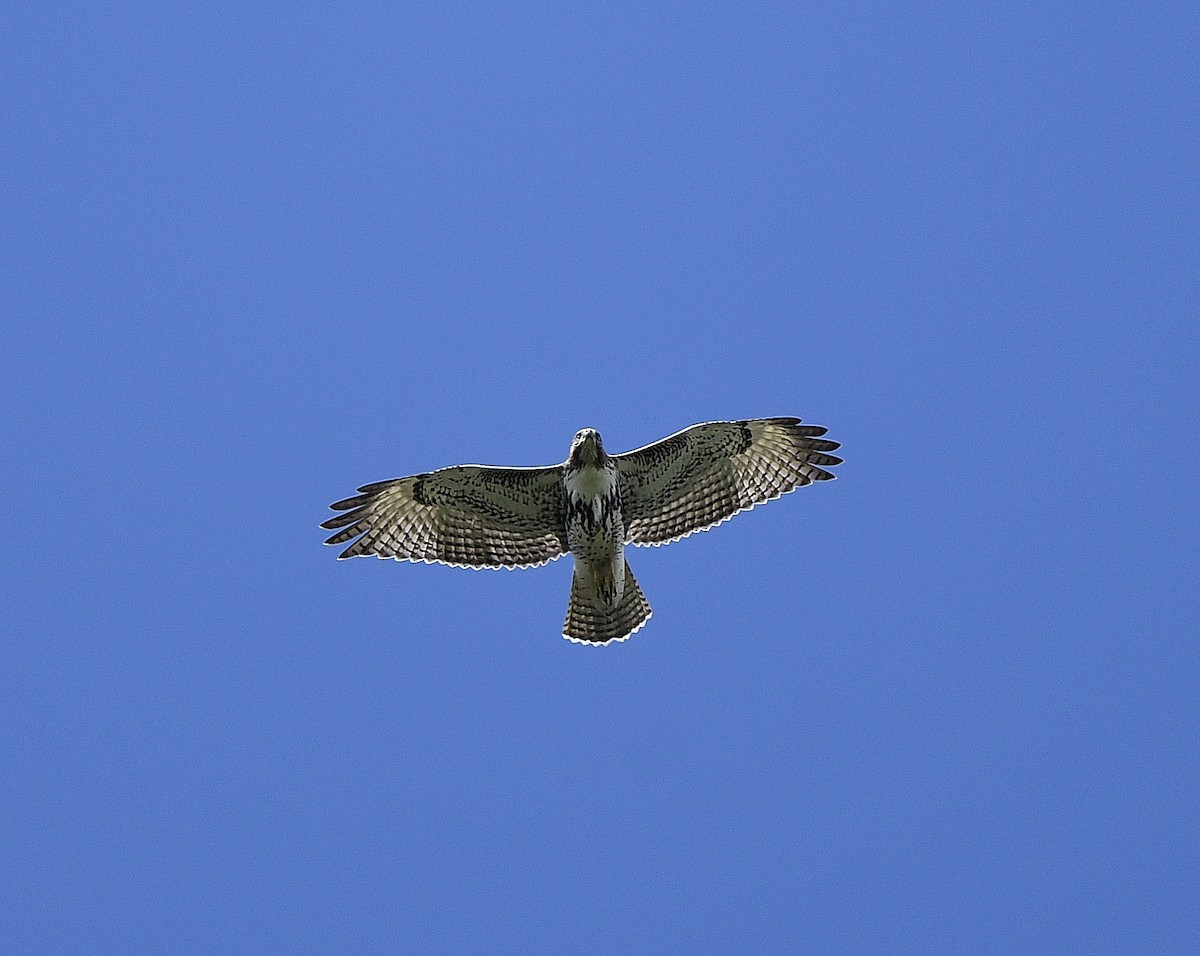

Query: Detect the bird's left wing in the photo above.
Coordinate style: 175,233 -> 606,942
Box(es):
321,464 -> 566,569
615,417 -> 841,546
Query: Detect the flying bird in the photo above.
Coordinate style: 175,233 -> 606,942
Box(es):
321,418 -> 841,645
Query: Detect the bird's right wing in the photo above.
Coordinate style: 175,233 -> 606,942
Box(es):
321,464 -> 567,569
615,418 -> 841,546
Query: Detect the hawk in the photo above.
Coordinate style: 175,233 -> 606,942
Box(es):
321,418 -> 841,645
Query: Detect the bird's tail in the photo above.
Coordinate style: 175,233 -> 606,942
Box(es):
563,558 -> 652,645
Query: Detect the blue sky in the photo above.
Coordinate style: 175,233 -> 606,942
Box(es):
4,3 -> 1197,953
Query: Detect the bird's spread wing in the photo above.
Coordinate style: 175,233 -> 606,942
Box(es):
615,418 -> 842,546
321,465 -> 567,569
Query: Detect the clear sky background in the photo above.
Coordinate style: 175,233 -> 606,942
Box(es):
4,3 -> 1197,954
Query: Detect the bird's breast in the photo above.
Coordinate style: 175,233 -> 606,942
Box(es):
564,464 -> 622,553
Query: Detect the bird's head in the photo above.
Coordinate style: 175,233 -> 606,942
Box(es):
568,428 -> 606,467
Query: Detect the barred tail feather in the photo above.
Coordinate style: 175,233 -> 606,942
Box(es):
563,559 -> 652,645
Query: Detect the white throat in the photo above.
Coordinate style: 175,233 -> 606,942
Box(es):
565,463 -> 616,501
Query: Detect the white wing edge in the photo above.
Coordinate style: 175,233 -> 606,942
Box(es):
561,608 -> 654,646
329,549 -> 567,571
612,419 -> 734,459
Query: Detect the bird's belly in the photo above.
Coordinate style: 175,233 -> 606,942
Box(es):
565,502 -> 622,560
566,515 -> 624,558
566,500 -> 626,609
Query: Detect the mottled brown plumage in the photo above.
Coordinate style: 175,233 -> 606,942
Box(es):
321,417 -> 841,644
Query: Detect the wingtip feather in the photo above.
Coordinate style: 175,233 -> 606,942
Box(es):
357,478 -> 401,494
